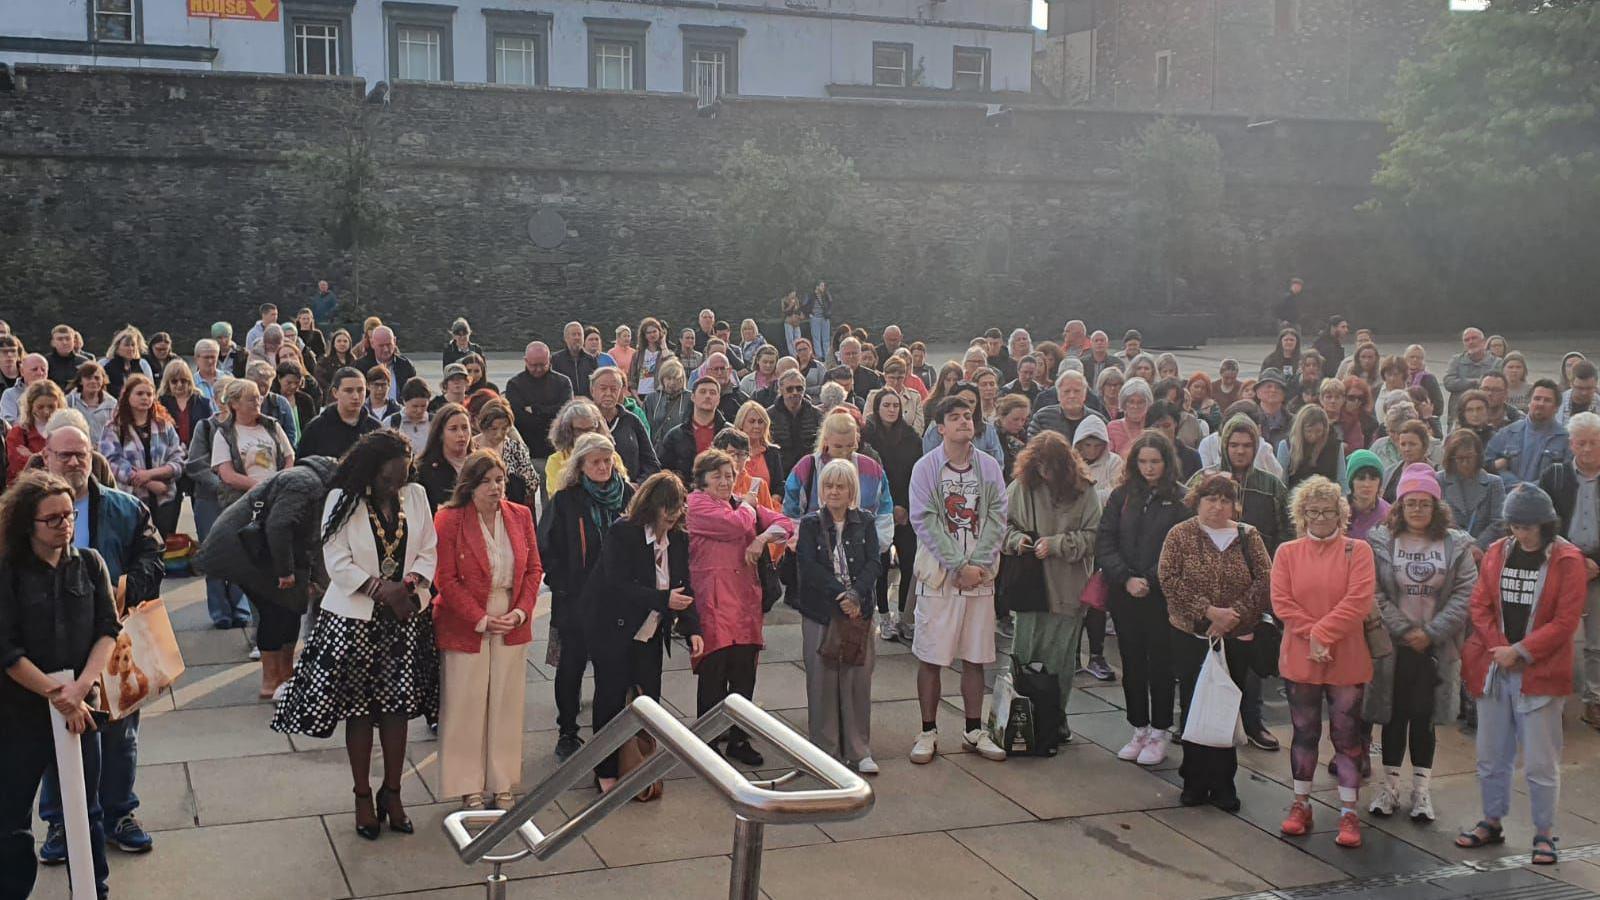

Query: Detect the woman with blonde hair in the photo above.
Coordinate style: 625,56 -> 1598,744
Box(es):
5,380 -> 64,487
544,398 -> 627,491
100,325 -> 153,399
538,431 -> 635,762
732,401 -> 783,500
1275,405 -> 1345,491
1272,476 -> 1375,847
67,360 -> 117,446
433,450 -> 543,810
643,357 -> 691,439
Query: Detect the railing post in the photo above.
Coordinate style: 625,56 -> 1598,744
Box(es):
728,815 -> 765,900
483,862 -> 507,900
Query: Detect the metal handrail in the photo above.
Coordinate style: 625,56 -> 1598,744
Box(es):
442,693 -> 874,899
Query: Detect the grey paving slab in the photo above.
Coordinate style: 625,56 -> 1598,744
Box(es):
657,660 -> 811,718
1149,805 -> 1348,888
175,626 -> 255,666
552,778 -> 828,867
328,802 -> 603,897
31,816 -> 351,900
481,856 -> 739,899
867,651 -> 968,701
760,830 -> 1033,900
188,747 -> 425,825
1066,709 -> 1183,770
1546,860 -> 1600,893
953,812 -> 1269,899
777,696 -> 968,762
1289,821 -> 1444,878
948,740 -> 1185,819
172,660 -> 275,710
812,755 -> 1033,842
137,703 -> 292,764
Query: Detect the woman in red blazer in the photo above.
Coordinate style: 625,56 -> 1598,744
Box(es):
433,449 -> 543,811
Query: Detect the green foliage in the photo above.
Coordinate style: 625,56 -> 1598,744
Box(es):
1369,3 -> 1600,314
1120,118 -> 1229,308
289,111 -> 396,308
719,130 -> 862,295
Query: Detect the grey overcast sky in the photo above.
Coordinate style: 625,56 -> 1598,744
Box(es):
1029,0 -> 1488,32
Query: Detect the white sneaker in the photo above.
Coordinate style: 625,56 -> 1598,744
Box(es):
1118,727 -> 1151,761
1369,775 -> 1399,817
963,728 -> 1007,761
897,620 -> 914,643
1409,784 -> 1435,822
878,612 -> 898,641
909,729 -> 938,764
248,645 -> 261,661
1136,733 -> 1168,766
856,756 -> 880,775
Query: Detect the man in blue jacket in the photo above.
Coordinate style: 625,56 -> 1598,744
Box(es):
38,424 -> 165,862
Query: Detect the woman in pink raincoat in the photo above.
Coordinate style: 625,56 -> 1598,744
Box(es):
686,447 -> 795,767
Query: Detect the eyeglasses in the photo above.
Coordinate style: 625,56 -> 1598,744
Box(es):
1304,508 -> 1340,521
50,451 -> 89,464
782,386 -> 806,394
35,510 -> 77,529
1402,499 -> 1435,511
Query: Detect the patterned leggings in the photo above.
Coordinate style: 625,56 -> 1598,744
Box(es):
1286,681 -> 1366,791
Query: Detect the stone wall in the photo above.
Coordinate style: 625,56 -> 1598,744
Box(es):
1,64 -> 1431,349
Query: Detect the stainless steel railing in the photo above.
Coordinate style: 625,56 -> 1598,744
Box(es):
442,693 -> 874,900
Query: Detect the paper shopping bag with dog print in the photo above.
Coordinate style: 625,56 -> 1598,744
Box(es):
102,599 -> 185,720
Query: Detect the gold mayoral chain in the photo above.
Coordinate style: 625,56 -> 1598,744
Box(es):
368,504 -> 408,580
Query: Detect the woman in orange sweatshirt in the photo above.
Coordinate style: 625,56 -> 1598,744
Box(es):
1270,475 -> 1375,849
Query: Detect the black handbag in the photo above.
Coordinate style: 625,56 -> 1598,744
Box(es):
757,550 -> 783,613
998,536 -> 1049,614
237,499 -> 273,566
1235,524 -> 1282,677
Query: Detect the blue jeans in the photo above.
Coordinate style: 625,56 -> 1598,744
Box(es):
40,711 -> 139,827
810,315 -> 831,364
195,494 -> 249,626
3,707 -> 109,898
1476,672 -> 1565,832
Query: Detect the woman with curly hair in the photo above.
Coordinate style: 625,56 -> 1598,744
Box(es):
100,373 -> 186,535
272,430 -> 438,841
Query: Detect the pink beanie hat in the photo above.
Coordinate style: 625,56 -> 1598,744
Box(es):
1395,462 -> 1441,502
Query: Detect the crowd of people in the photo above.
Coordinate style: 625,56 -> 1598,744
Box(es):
0,282 -> 1595,899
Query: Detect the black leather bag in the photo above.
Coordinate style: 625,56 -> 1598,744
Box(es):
999,529 -> 1049,614
758,551 -> 783,613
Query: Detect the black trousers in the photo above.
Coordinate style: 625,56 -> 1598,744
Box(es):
696,644 -> 760,743
554,620 -> 592,736
874,523 -> 917,615
1172,628 -> 1250,801
1108,592 -> 1175,729
249,594 -> 303,653
151,498 -> 182,539
590,635 -> 667,778
1381,646 -> 1438,769
1,704 -> 109,900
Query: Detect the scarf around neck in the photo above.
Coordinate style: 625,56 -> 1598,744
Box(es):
581,474 -> 626,535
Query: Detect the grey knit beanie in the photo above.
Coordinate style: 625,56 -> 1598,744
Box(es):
1503,483 -> 1558,527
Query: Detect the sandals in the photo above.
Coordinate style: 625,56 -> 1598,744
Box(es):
1532,835 -> 1559,866
1455,820 -> 1505,849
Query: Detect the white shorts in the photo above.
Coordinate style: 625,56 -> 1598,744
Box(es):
912,585 -> 997,668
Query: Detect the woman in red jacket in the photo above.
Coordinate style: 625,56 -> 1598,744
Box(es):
433,450 -> 543,811
1457,484 -> 1586,866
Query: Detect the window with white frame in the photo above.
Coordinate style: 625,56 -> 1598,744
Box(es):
595,41 -> 634,90
953,47 -> 989,92
690,48 -> 728,105
872,42 -> 911,87
92,0 -> 137,43
397,26 -> 442,81
294,21 -> 341,75
495,35 -> 541,86
586,18 -> 648,90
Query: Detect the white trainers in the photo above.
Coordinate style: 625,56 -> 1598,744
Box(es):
1136,732 -> 1168,766
1369,774 -> 1399,817
878,612 -> 898,641
963,728 -> 1007,761
909,729 -> 938,764
1409,784 -> 1435,822
1118,727 -> 1151,761
857,756 -> 880,775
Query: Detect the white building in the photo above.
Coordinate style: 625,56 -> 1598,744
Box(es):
0,0 -> 1034,103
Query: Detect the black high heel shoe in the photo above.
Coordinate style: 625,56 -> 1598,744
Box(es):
353,789 -> 380,840
375,785 -> 414,834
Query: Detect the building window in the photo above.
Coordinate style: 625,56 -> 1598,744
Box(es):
385,2 -> 455,82
484,10 -> 550,86
1155,51 -> 1172,101
1275,0 -> 1300,34
681,25 -> 742,107
586,18 -> 648,91
294,22 -> 341,74
953,46 -> 989,92
494,35 -> 540,85
872,42 -> 911,88
91,0 -> 138,43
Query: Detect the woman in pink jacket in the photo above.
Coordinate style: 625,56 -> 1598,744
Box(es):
686,448 -> 794,767
1271,475 -> 1375,849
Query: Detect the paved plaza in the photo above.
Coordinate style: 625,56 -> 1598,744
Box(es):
26,331 -> 1600,900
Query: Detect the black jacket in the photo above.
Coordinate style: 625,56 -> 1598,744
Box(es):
194,457 -> 336,608
355,353 -> 417,391
550,347 -> 598,398
1540,462 -> 1600,561
861,420 -> 920,509
768,399 -> 821,479
581,519 -> 700,654
295,407 -> 381,460
1027,405 -> 1105,444
794,509 -> 882,625
47,350 -> 94,389
413,456 -> 459,512
658,413 -> 726,486
505,369 -> 573,459
717,385 -> 751,422
441,340 -> 484,370
1096,483 -> 1191,600
606,407 -> 661,481
0,547 -> 120,712
538,480 -> 636,630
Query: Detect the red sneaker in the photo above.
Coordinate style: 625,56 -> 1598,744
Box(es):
1280,800 -> 1314,836
1335,811 -> 1362,848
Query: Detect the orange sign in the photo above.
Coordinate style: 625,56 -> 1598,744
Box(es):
187,0 -> 279,21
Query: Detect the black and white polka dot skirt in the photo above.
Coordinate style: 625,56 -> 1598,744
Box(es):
271,607 -> 440,739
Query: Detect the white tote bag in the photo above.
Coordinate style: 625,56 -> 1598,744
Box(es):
1181,638 -> 1243,749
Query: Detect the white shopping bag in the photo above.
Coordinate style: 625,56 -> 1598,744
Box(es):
1181,638 -> 1242,749
986,667 -> 1018,745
